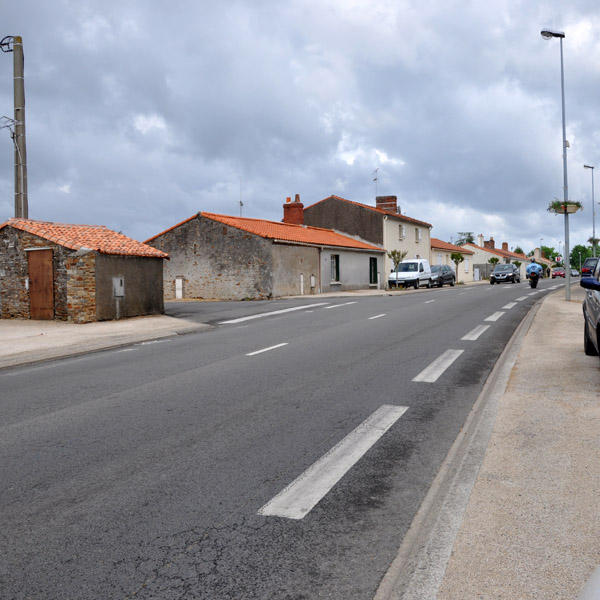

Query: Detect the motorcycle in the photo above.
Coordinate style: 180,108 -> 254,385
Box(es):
529,270 -> 539,289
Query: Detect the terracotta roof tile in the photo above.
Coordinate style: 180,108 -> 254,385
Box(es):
463,243 -> 527,261
307,195 -> 433,228
431,238 -> 474,254
1,218 -> 168,258
147,212 -> 384,252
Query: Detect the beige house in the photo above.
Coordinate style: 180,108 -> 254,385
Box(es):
430,238 -> 475,283
303,195 -> 432,278
463,235 -> 529,280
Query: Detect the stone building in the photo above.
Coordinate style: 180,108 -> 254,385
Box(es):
0,218 -> 168,323
146,201 -> 386,300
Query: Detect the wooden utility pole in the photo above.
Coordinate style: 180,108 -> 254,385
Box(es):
13,36 -> 28,218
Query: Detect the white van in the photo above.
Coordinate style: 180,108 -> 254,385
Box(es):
388,258 -> 432,289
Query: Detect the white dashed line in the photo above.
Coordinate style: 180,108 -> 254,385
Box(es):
324,302 -> 358,309
258,404 -> 409,520
246,343 -> 289,356
369,314 -> 386,320
485,311 -> 505,322
502,302 -> 517,309
220,303 -> 329,324
461,324 -> 491,341
412,349 -> 464,383
515,296 -> 528,301
425,300 -> 435,304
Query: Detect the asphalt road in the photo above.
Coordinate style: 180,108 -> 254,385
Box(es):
0,280 -> 563,599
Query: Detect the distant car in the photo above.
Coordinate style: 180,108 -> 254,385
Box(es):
431,265 -> 456,287
490,263 -> 520,284
582,257 -> 599,277
552,267 -> 566,278
571,268 -> 580,277
581,259 -> 600,361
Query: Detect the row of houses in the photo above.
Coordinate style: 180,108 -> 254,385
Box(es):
0,193 -> 537,322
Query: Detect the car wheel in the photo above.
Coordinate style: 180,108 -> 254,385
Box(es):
426,279 -> 432,288
490,280 -> 494,285
584,321 -> 599,356
413,280 -> 419,290
438,280 -> 443,288
450,278 -> 455,287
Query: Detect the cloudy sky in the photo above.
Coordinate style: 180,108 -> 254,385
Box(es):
2,0 -> 600,257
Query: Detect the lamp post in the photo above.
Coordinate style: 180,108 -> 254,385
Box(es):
584,164 -> 596,257
541,29 -> 571,299
540,237 -> 543,259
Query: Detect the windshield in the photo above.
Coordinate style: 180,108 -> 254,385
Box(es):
493,264 -> 512,272
431,266 -> 441,274
397,262 -> 418,272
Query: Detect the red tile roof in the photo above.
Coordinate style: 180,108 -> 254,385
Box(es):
307,195 -> 433,228
1,218 -> 168,258
431,238 -> 474,254
146,212 -> 385,252
463,242 -> 527,262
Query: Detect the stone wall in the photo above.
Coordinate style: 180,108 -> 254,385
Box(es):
65,250 -> 97,323
150,215 -> 274,300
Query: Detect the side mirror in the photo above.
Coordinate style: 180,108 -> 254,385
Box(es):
580,277 -> 600,291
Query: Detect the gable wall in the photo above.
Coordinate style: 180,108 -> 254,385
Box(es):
271,244 -> 320,297
150,216 -> 274,300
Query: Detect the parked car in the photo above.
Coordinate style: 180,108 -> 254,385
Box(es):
552,267 -> 566,278
571,268 -> 580,277
581,259 -> 600,361
490,263 -> 520,284
581,257 -> 599,277
388,258 -> 432,289
431,265 -> 456,287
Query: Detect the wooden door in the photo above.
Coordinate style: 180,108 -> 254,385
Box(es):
28,249 -> 54,319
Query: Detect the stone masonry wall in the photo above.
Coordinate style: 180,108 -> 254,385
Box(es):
65,250 -> 97,323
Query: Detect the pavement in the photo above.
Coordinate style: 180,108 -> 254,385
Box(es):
1,283 -> 599,598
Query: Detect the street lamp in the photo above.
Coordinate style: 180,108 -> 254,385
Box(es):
584,164 -> 596,257
541,28 -> 572,300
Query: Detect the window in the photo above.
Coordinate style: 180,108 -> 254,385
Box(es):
464,258 -> 470,273
415,228 -> 422,243
399,224 -> 406,239
330,254 -> 340,282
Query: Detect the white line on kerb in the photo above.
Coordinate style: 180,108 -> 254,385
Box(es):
246,343 -> 289,356
219,303 -> 329,324
369,314 -> 386,320
485,311 -> 505,322
323,301 -> 358,309
412,349 -> 464,383
258,404 -> 408,520
502,302 -> 517,309
461,324 -> 491,341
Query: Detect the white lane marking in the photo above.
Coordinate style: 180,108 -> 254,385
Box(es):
258,404 -> 409,520
246,343 -> 289,356
412,349 -> 464,383
425,300 -> 435,304
515,296 -> 528,301
369,314 -> 386,320
323,301 -> 358,310
461,324 -> 491,341
485,311 -> 505,322
502,302 -> 517,309
527,291 -> 539,296
219,303 -> 329,324
135,339 -> 172,346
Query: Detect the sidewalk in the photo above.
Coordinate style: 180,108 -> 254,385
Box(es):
436,286 -> 600,599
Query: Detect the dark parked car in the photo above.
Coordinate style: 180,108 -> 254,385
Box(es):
431,264 -> 456,287
552,267 -> 566,278
581,257 -> 599,277
581,259 -> 600,361
490,263 -> 520,284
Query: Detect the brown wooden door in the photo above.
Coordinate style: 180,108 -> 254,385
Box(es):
28,249 -> 54,319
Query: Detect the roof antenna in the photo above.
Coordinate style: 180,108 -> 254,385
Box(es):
239,176 -> 243,217
372,168 -> 378,200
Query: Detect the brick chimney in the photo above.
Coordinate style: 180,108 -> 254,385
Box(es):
477,234 -> 484,247
484,237 -> 495,249
502,242 -> 509,251
283,194 -> 304,225
376,195 -> 399,213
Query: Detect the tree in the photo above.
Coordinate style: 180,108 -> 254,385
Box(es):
514,260 -> 522,270
450,252 -> 464,283
455,232 -> 475,246
387,249 -> 408,288
541,245 -> 555,260
571,244 -> 592,269
588,236 -> 599,257
514,246 -> 524,255
489,256 -> 500,266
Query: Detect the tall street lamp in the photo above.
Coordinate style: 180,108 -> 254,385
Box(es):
541,29 -> 571,300
584,164 -> 596,257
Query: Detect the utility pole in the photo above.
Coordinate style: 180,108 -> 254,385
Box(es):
1,35 -> 28,218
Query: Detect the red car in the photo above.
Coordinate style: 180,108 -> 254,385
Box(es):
582,257 -> 599,277
552,267 -> 566,278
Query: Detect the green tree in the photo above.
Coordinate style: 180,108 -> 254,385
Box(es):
455,232 -> 475,246
541,245 -> 555,260
570,244 -> 592,270
588,237 -> 599,257
514,260 -> 522,270
514,246 -> 524,255
387,249 -> 408,288
450,252 -> 464,283
489,256 -> 500,266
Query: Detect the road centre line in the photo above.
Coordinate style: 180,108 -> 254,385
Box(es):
515,296 -> 528,301
258,405 -> 409,520
485,311 -> 505,322
369,314 -> 386,320
425,300 -> 435,304
461,324 -> 491,341
323,301 -> 358,309
219,303 -> 329,324
527,291 -> 539,296
246,343 -> 289,356
412,349 -> 464,383
502,302 -> 517,309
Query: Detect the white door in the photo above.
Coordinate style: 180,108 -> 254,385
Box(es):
175,277 -> 183,299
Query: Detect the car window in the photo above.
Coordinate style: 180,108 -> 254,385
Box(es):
398,263 -> 418,272
494,265 -> 511,271
431,266 -> 441,273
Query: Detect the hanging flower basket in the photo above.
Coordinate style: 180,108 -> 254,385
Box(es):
547,200 -> 583,214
